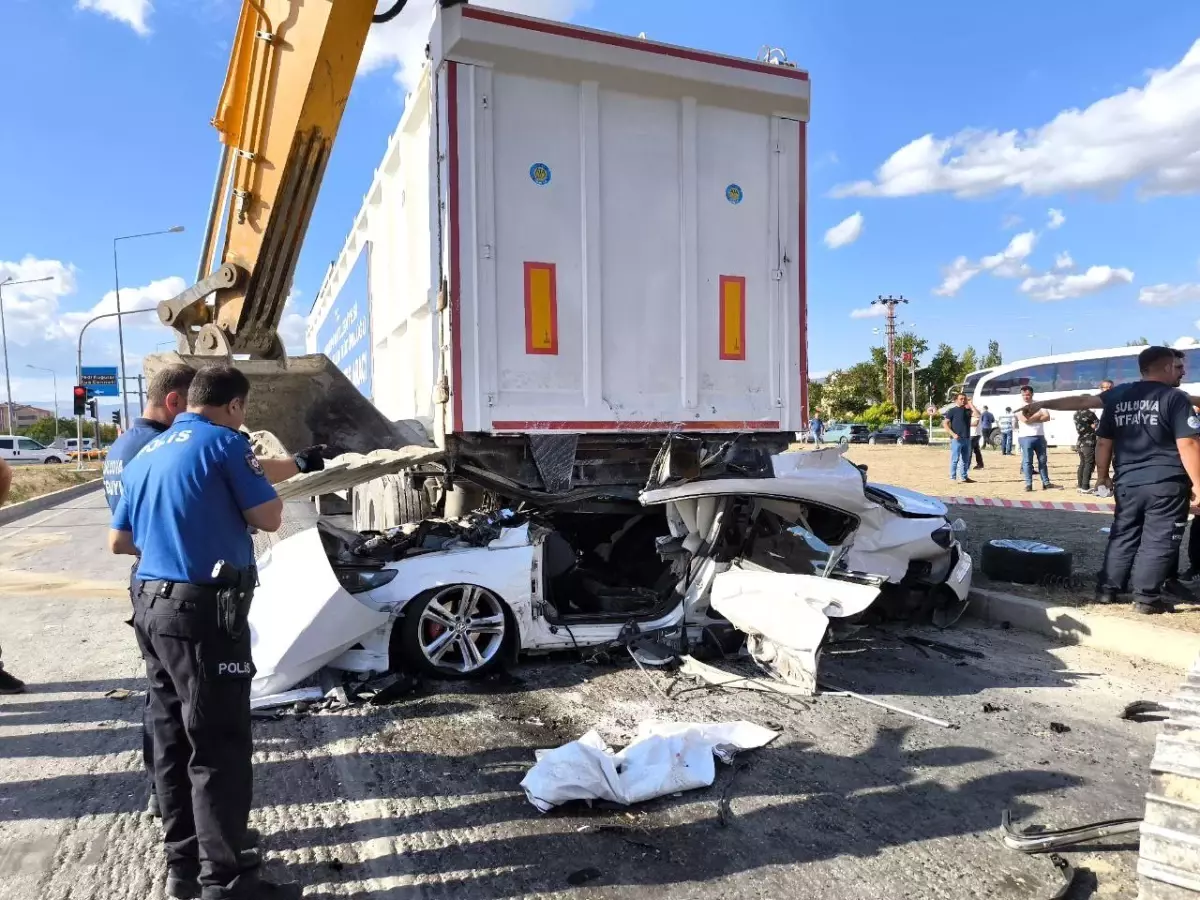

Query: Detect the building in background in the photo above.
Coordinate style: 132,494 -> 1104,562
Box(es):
0,404 -> 53,432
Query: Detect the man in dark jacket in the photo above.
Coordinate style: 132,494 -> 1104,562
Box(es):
1075,406 -> 1099,493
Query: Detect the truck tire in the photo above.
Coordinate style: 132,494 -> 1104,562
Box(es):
1139,655 -> 1200,897
980,539 -> 1072,584
352,475 -> 432,531
393,475 -> 433,525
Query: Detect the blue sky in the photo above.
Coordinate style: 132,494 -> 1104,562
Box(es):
1,0 -> 1198,414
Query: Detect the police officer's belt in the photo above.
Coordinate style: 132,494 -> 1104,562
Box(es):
136,580 -> 221,602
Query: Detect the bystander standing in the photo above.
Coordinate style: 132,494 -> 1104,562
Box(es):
998,407 -> 1016,455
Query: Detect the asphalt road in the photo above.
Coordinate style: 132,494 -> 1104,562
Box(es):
0,489 -> 1177,899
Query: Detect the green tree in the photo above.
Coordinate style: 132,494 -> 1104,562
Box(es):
1128,337 -> 1149,346
860,401 -> 898,429
902,408 -> 923,423
958,345 -> 979,382
821,362 -> 881,420
923,343 -> 963,406
807,379 -> 825,416
983,340 -> 1002,368
18,417 -> 75,445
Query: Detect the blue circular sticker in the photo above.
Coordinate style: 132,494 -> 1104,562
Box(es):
530,162 -> 552,186
725,183 -> 744,204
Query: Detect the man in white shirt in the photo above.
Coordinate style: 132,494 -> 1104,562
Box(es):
1017,386 -> 1059,491
997,408 -> 1016,455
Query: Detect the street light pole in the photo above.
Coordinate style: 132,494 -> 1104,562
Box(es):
77,306 -> 158,471
25,364 -> 59,437
113,226 -> 185,430
0,275 -> 55,437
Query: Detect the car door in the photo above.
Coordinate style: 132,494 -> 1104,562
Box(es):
18,438 -> 49,463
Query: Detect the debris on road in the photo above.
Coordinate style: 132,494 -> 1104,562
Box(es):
103,688 -> 132,700
818,681 -> 954,729
1000,809 -> 1141,853
982,702 -> 1007,713
717,762 -> 751,827
1046,853 -> 1076,900
1049,721 -> 1071,734
678,654 -> 812,699
709,569 -> 881,693
249,687 -> 325,711
520,720 -> 778,812
1120,699 -> 1168,723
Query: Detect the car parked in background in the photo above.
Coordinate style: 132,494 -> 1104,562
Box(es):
0,436 -> 65,464
822,423 -> 871,445
868,424 -> 929,445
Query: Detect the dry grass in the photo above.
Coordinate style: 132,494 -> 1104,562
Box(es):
838,443 -> 1115,506
7,464 -> 101,505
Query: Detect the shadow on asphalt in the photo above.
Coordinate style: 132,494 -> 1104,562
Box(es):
279,725 -> 1079,900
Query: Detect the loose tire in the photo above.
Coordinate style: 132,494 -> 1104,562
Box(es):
980,539 -> 1072,584
394,585 -> 512,678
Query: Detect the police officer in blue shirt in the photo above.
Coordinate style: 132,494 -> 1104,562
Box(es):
1092,347 -> 1200,614
110,365 -> 300,900
104,364 -> 197,818
106,365 -> 334,824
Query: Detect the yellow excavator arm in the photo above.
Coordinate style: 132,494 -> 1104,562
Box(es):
157,0 -> 389,358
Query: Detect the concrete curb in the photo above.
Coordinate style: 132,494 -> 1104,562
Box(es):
968,587 -> 1200,671
0,478 -> 103,526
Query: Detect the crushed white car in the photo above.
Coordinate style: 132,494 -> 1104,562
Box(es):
248,446 -> 971,698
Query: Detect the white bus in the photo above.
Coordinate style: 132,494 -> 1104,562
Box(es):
961,346 -> 1200,448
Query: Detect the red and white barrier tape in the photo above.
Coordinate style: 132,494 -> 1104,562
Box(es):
940,495 -> 1114,514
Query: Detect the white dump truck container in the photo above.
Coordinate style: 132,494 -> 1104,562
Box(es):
309,3 -> 810,523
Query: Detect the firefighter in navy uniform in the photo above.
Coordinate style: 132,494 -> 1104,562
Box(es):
1095,346 -> 1200,615
109,365 -> 301,900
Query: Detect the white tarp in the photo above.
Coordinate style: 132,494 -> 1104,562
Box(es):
708,569 -> 881,693
520,720 -> 779,812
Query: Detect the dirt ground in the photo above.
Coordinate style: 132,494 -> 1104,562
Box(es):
7,464 -> 101,505
838,444 -> 1115,506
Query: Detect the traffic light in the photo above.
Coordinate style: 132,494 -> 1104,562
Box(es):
73,385 -> 87,416
87,398 -> 98,419
111,411 -> 121,425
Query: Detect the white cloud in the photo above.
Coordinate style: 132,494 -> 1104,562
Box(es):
1001,213 -> 1023,230
1054,251 -> 1075,271
0,257 -> 79,344
1138,282 -> 1200,306
276,290 -> 308,354
849,305 -> 889,319
362,0 -> 593,90
57,276 -> 187,338
1046,208 -> 1066,229
76,0 -> 152,36
1019,265 -> 1134,302
833,39 -> 1200,199
933,230 -> 1038,296
824,212 -> 864,249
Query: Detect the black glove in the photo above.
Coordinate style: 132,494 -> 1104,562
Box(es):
293,444 -> 341,474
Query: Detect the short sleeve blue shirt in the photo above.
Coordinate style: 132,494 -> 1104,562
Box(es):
103,417 -> 168,513
111,412 -> 278,584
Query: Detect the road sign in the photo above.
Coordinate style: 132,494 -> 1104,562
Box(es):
926,404 -> 938,416
81,366 -> 119,397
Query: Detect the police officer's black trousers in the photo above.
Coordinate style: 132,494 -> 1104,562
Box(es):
1077,441 -> 1096,490
1099,479 -> 1191,598
132,587 -> 258,899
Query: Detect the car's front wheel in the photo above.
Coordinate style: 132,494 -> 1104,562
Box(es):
395,585 -> 511,678
43,456 -> 62,464
839,437 -> 849,446
868,436 -> 877,445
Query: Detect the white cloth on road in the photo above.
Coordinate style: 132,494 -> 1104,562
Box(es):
520,720 -> 779,812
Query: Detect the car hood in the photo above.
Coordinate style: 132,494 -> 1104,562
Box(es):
866,483 -> 948,517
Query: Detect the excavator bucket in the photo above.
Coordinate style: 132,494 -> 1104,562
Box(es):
142,352 -> 432,456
